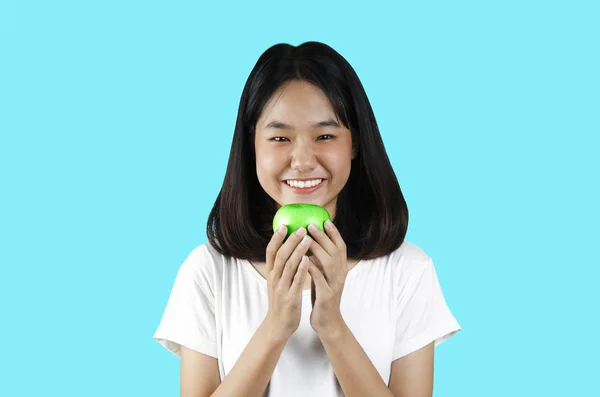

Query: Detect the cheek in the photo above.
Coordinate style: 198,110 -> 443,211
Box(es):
327,150 -> 352,178
258,154 -> 278,172
333,161 -> 352,184
256,151 -> 284,181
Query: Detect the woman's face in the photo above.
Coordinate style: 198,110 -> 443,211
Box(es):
254,79 -> 356,220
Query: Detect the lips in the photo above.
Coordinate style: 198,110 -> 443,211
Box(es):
283,179 -> 325,194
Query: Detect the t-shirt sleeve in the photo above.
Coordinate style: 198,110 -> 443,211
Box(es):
392,256 -> 461,361
153,250 -> 218,359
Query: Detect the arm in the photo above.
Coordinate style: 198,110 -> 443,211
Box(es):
303,222 -> 434,396
180,315 -> 289,397
388,342 -> 434,397
180,227 -> 311,397
318,321 -> 395,397
319,320 -> 434,397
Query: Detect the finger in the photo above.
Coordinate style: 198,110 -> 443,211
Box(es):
273,227 -> 307,280
307,223 -> 337,255
323,220 -> 346,252
307,257 -> 330,291
291,255 -> 310,293
266,225 -> 287,273
280,235 -> 311,288
306,239 -> 332,282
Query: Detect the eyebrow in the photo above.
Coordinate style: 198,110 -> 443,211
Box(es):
264,119 -> 341,130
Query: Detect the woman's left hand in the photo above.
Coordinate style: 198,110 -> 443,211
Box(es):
305,220 -> 349,337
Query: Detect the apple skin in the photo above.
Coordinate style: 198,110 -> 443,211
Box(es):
272,203 -> 332,240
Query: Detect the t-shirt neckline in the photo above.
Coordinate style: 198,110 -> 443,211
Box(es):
240,257 -> 367,296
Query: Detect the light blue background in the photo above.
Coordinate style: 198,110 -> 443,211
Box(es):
1,0 -> 598,395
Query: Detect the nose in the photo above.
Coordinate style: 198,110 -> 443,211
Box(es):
290,140 -> 317,172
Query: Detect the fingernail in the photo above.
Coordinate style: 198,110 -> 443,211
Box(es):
277,225 -> 286,234
301,235 -> 311,245
295,227 -> 306,236
325,220 -> 333,229
308,224 -> 317,232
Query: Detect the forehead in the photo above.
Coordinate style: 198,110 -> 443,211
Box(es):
257,80 -> 339,128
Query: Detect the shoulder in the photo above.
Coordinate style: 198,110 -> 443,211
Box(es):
370,241 -> 435,287
185,242 -> 227,263
389,240 -> 430,261
177,242 -> 231,286
374,240 -> 432,271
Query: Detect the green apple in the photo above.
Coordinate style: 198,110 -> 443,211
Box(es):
272,203 -> 332,240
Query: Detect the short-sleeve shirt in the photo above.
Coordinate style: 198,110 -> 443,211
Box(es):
153,241 -> 461,396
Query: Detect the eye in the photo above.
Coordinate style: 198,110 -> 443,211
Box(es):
317,135 -> 334,140
269,135 -> 333,142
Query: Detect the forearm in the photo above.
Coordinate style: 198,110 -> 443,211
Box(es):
211,316 -> 288,397
319,320 -> 395,397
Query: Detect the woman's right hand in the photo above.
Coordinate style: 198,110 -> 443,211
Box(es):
264,225 -> 312,340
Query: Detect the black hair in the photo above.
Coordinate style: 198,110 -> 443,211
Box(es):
207,41 -> 408,262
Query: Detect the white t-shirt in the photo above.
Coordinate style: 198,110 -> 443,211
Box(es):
153,241 -> 461,396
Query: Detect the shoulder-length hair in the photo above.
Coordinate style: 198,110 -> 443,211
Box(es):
207,41 -> 408,262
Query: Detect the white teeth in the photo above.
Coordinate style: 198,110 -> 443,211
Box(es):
286,179 -> 323,188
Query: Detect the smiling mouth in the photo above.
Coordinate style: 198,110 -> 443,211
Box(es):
282,178 -> 325,193
284,178 -> 324,188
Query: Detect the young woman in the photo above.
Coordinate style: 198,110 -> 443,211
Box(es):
154,41 -> 461,397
